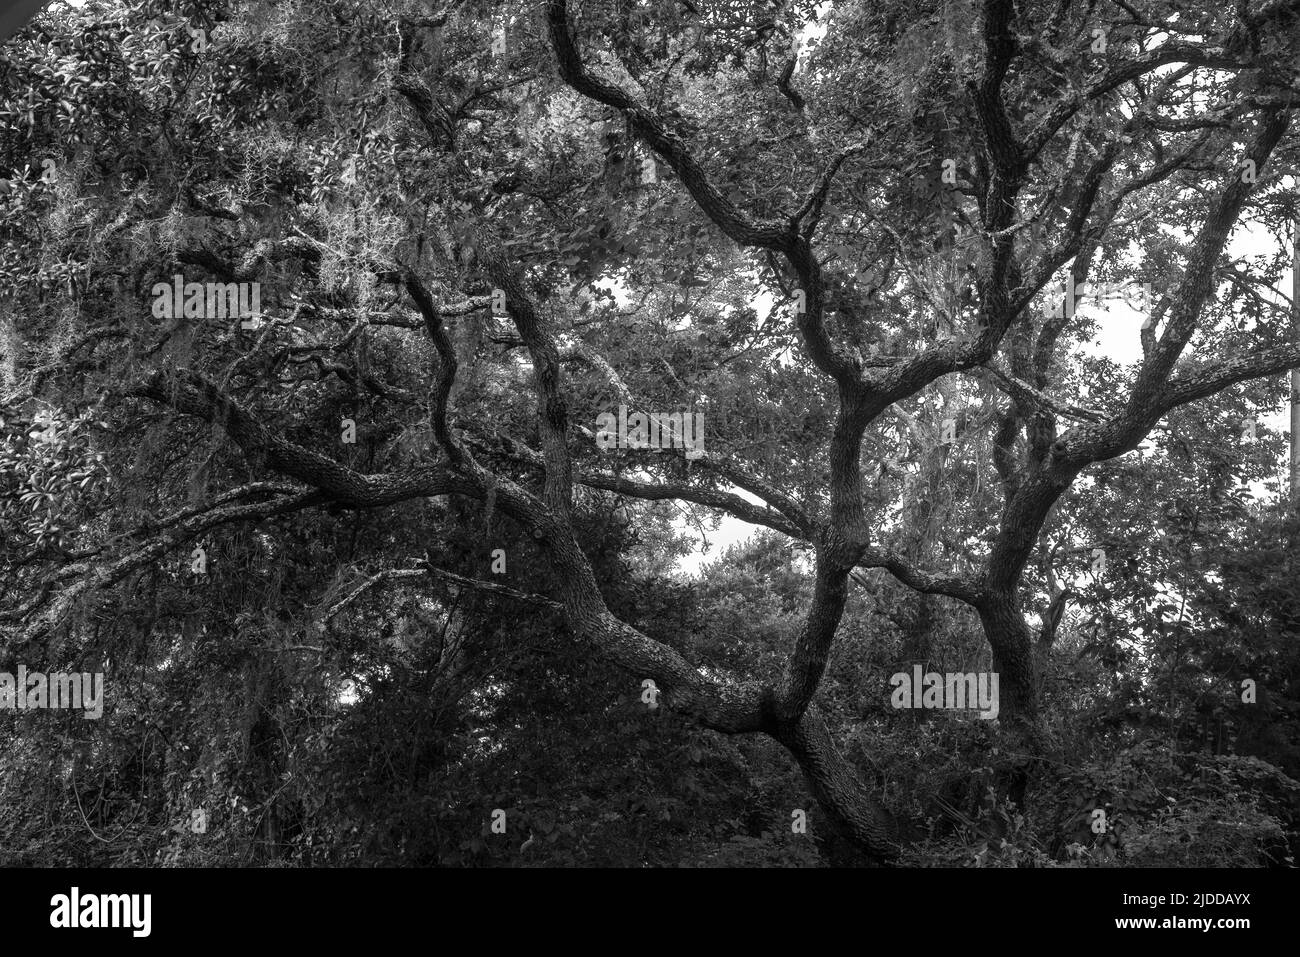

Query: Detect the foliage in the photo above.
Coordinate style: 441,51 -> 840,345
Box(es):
1,0 -> 1298,867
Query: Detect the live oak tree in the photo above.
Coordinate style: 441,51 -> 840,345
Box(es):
2,0 -> 1299,863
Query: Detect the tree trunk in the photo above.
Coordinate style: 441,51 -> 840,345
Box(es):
1291,213 -> 1299,507
977,591 -> 1041,729
771,705 -> 916,863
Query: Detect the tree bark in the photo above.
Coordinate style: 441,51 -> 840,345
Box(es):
977,591 -> 1041,730
1291,213 -> 1299,507
771,705 -> 915,862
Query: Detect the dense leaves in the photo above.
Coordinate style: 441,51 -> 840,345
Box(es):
1,0 -> 1298,866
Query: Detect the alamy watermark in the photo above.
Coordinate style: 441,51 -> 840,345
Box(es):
50,887 -> 150,937
151,274 -> 261,327
595,405 -> 705,459
0,666 -> 104,719
890,666 -> 999,720
1047,278 -> 1155,319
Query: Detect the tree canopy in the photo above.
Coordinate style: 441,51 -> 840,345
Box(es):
1,0 -> 1299,866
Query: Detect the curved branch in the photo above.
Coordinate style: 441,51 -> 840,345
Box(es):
16,490 -> 321,646
405,270 -> 466,464
322,564 -> 560,624
126,368 -> 473,507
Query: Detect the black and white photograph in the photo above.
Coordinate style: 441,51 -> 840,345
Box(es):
0,0 -> 1298,933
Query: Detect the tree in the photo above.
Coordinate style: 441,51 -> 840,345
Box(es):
2,0 -> 1298,864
